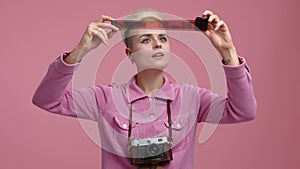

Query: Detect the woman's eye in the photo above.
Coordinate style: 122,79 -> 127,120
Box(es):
141,39 -> 151,43
160,37 -> 168,42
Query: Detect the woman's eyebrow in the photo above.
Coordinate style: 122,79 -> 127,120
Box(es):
138,33 -> 168,39
158,33 -> 168,37
138,34 -> 152,39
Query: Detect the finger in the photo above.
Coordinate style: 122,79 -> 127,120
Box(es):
94,22 -> 119,31
202,10 -> 214,16
214,20 -> 225,31
87,27 -> 96,38
96,27 -> 109,44
93,29 -> 108,45
87,24 -> 97,37
90,23 -> 109,42
97,15 -> 115,23
107,30 -> 118,39
89,26 -> 108,45
91,23 -> 116,43
208,14 -> 220,23
202,28 -> 211,37
89,23 -> 107,40
202,10 -> 214,18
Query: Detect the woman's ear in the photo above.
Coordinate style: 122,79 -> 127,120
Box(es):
125,48 -> 134,63
125,48 -> 131,57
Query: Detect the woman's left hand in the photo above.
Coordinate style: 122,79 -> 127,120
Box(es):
201,10 -> 240,65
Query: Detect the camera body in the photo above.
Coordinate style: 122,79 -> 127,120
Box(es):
129,136 -> 173,165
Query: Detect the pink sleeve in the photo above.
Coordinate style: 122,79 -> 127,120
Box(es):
32,53 -> 100,121
197,57 -> 257,124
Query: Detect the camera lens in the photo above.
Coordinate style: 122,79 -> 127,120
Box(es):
147,143 -> 162,156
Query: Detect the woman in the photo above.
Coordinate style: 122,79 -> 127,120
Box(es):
33,8 -> 256,169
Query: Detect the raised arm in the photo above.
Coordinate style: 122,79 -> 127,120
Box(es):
197,10 -> 257,123
32,15 -> 119,120
64,15 -> 119,64
201,10 -> 240,66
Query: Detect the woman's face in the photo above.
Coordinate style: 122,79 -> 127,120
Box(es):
126,29 -> 171,73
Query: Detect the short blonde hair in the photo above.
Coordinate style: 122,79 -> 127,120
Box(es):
122,8 -> 164,47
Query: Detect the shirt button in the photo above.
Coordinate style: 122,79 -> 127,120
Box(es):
176,123 -> 182,129
149,97 -> 153,102
122,124 -> 128,129
149,114 -> 155,119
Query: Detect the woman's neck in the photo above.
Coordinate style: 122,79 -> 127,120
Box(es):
136,69 -> 164,96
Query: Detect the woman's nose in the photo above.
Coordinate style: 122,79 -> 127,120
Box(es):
153,39 -> 162,49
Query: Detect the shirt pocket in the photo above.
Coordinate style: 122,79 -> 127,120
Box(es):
164,116 -> 190,152
112,114 -> 138,149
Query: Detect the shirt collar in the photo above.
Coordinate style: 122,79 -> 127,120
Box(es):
126,74 -> 174,103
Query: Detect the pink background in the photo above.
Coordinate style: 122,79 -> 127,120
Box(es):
1,0 -> 299,169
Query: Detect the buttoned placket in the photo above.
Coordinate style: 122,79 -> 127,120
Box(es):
148,96 -> 156,120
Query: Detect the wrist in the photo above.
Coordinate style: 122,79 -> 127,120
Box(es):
73,43 -> 89,58
70,43 -> 88,59
63,45 -> 87,64
220,47 -> 240,66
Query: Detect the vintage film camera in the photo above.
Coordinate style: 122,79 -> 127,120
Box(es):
129,136 -> 173,165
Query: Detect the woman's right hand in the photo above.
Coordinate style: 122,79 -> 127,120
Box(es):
65,15 -> 119,64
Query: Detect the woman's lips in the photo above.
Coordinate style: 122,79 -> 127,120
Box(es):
152,52 -> 165,58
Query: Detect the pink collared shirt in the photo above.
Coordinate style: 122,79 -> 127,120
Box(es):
32,53 -> 256,169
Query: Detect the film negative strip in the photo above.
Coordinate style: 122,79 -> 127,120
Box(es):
111,17 -> 208,31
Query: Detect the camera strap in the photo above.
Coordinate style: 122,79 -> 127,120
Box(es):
128,100 -> 173,143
